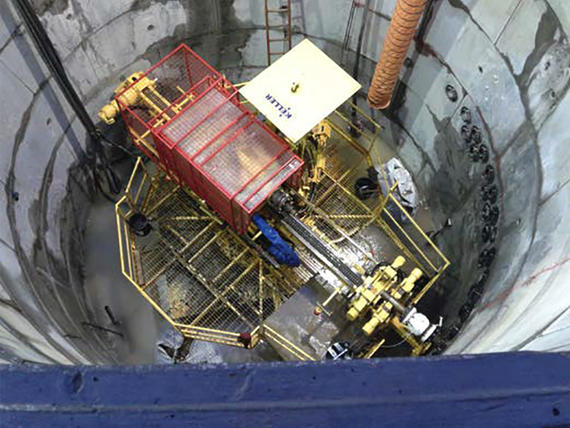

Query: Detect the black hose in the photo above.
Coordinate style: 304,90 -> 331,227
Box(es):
100,134 -> 139,160
12,0 -> 122,198
368,260 -> 388,277
415,0 -> 436,50
307,181 -> 317,203
351,0 -> 372,109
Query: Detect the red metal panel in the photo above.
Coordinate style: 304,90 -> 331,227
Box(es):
147,75 -> 210,129
171,144 -> 198,191
152,132 -> 180,179
117,43 -> 304,233
198,171 -> 235,229
191,112 -> 249,161
242,157 -> 295,207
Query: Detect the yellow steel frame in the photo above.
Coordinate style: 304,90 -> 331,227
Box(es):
377,188 -> 450,304
116,159 -> 309,349
115,99 -> 449,359
116,73 -> 197,174
116,159 -> 254,347
323,104 -> 448,282
290,103 -> 449,356
262,325 -> 316,361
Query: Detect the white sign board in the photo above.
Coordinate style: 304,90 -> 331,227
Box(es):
239,39 -> 361,143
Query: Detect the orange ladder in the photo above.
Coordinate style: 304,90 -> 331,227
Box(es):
264,0 -> 292,65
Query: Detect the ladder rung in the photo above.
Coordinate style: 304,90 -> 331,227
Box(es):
269,38 -> 289,42
267,8 -> 289,13
269,52 -> 286,55
267,25 -> 289,29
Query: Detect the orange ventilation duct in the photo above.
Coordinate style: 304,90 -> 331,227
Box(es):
368,0 -> 428,109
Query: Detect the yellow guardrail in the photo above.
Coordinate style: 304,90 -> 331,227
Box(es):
376,187 -> 450,304
116,95 -> 450,360
262,325 -> 316,361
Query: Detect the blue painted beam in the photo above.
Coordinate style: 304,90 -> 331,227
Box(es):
0,352 -> 569,427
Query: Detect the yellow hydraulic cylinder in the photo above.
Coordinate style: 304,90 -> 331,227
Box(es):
401,267 -> 423,293
362,266 -> 423,336
347,287 -> 377,321
388,255 -> 405,270
311,120 -> 331,146
309,121 -> 332,184
346,256 -> 405,321
98,100 -> 120,125
363,305 -> 391,336
98,72 -> 158,125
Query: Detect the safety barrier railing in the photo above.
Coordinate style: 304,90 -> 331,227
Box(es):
115,91 -> 450,358
376,186 -> 450,304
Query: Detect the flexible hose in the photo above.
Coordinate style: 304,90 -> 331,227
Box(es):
368,0 -> 428,109
12,0 -> 123,198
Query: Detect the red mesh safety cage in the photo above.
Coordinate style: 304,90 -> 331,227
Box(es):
115,44 -> 303,234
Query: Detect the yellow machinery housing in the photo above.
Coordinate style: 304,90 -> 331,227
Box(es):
99,72 -> 157,125
347,256 -> 424,336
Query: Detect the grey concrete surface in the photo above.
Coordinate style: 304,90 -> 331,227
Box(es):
0,0 -> 568,363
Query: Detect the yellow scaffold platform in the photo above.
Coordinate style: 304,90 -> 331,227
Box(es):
115,100 -> 449,359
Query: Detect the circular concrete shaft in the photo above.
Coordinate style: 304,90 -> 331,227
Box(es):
0,0 -> 568,363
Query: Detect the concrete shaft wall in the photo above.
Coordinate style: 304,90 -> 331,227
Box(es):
0,0 -> 568,363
